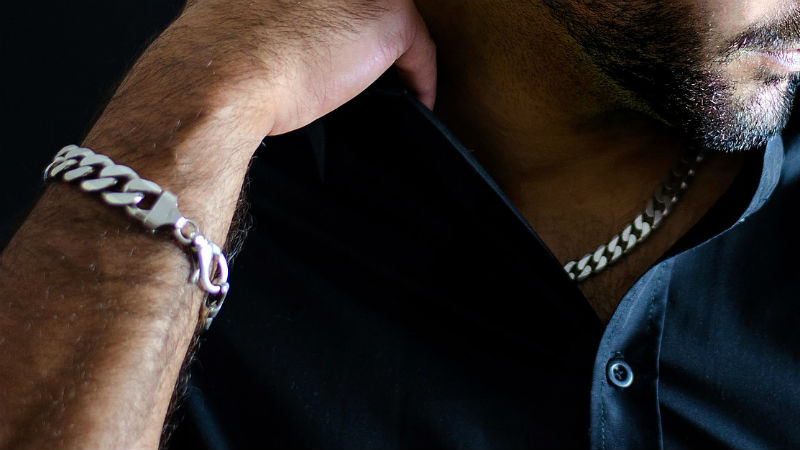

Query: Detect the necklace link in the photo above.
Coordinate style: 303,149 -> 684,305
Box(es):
563,151 -> 705,282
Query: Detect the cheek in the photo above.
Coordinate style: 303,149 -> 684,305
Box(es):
692,0 -> 795,44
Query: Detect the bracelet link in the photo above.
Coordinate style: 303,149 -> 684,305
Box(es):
202,284 -> 230,330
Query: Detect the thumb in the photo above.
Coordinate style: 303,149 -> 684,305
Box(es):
394,8 -> 437,109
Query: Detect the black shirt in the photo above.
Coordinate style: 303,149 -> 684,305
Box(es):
168,83 -> 800,449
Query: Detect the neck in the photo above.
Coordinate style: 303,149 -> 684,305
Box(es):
416,2 -> 745,264
415,1 -> 748,322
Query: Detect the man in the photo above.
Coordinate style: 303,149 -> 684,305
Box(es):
1,0 -> 799,448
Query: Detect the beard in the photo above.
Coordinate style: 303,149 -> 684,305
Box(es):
544,1 -> 800,152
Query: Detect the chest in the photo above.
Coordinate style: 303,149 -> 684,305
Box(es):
574,259 -> 653,323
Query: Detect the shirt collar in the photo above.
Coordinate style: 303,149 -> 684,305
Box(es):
741,133 -> 784,221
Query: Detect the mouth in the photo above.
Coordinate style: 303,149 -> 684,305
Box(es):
752,48 -> 800,72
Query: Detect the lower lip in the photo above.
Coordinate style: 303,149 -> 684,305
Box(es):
757,50 -> 800,71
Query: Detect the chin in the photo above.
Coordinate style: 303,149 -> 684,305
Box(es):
680,73 -> 800,153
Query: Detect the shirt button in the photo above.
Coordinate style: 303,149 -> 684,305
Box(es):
607,358 -> 634,389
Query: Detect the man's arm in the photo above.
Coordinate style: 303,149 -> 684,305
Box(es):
0,1 -> 435,447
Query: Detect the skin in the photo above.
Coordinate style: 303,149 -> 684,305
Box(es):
0,0 -> 797,447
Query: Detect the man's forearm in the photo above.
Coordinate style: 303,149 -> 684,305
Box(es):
0,0 -> 436,445
0,13 -> 271,448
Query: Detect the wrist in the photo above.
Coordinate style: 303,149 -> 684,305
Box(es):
83,12 -> 277,170
78,21 -> 274,243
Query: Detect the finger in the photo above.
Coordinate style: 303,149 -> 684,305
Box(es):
395,10 -> 437,109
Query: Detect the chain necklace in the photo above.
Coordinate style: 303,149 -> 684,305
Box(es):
563,150 -> 705,282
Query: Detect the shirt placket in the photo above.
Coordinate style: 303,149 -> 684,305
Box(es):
589,262 -> 671,450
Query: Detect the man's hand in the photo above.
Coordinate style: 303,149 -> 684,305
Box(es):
0,1 -> 435,448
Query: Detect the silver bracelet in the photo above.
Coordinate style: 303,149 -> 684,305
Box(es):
44,145 -> 230,330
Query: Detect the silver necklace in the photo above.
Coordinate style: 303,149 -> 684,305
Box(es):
563,150 -> 705,282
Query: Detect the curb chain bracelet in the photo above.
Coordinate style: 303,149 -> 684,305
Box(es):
44,145 -> 230,330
